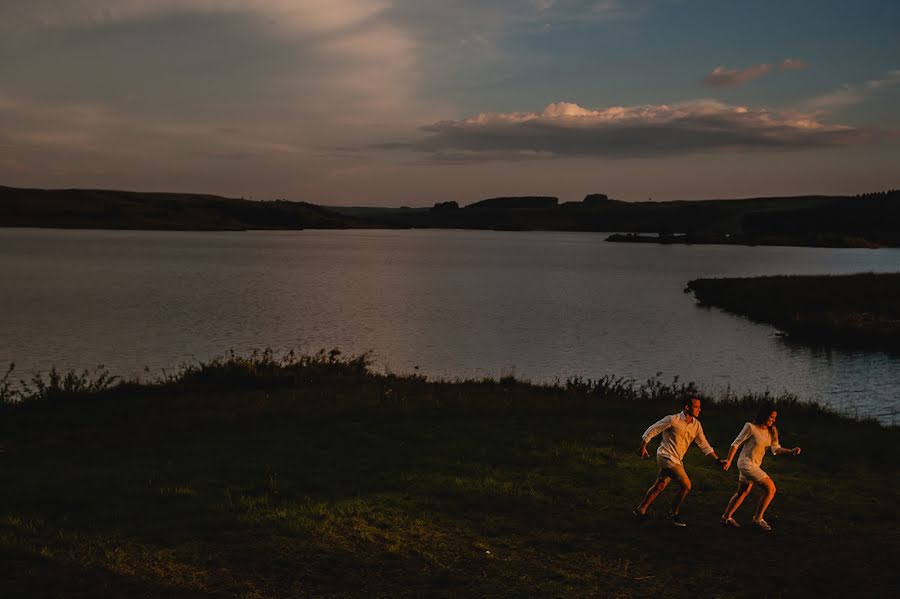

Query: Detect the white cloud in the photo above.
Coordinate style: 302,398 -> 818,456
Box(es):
704,64 -> 771,87
530,0 -> 558,11
780,58 -> 807,71
2,1 -> 389,37
864,69 -> 900,90
379,100 -> 868,161
807,69 -> 900,112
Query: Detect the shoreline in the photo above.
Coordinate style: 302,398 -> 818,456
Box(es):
606,232 -> 885,248
4,343 -> 898,427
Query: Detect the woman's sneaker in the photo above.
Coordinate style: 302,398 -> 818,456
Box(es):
667,513 -> 687,527
752,518 -> 772,531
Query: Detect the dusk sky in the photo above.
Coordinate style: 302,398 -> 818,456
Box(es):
1,0 -> 899,205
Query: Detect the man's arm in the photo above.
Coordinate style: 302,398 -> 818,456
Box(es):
640,439 -> 650,459
639,415 -> 672,459
693,424 -> 723,464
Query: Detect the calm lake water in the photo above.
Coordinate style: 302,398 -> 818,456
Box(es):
2,227 -> 899,423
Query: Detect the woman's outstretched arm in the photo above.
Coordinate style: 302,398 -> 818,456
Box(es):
722,445 -> 739,470
773,446 -> 801,456
723,422 -> 753,470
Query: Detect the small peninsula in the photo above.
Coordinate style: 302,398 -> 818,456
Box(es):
687,273 -> 900,351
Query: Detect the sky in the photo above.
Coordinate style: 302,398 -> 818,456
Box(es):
1,0 -> 899,206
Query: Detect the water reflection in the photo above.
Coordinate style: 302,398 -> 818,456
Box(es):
1,227 -> 898,423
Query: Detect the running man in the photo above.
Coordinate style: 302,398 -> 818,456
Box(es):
633,397 -> 724,526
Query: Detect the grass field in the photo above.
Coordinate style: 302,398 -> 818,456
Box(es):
1,353 -> 897,597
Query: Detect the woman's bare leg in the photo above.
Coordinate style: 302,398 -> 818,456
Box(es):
754,477 -> 776,521
723,482 -> 753,519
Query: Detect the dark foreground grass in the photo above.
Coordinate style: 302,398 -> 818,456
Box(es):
1,352 -> 898,598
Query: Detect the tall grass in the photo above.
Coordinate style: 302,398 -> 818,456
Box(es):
0,348 -> 371,404
1,349 -> 829,422
0,362 -> 119,403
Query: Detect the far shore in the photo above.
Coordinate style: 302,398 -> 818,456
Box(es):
3,185 -> 899,248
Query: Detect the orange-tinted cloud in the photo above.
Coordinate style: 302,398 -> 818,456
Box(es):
380,100 -> 870,161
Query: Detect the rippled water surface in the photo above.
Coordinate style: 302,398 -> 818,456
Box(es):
2,228 -> 899,423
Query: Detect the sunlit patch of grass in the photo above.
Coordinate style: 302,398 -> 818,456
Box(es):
158,487 -> 198,497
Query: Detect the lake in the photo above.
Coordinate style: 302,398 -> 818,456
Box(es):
2,227 -> 899,423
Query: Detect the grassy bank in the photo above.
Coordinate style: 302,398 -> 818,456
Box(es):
687,273 -> 900,351
1,351 -> 898,597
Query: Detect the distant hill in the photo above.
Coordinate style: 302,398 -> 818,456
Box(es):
347,193 -> 852,235
0,186 -> 364,231
368,191 -> 900,246
2,186 -> 899,246
467,196 -> 559,210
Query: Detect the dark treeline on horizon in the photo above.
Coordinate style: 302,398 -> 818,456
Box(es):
1,184 -> 899,247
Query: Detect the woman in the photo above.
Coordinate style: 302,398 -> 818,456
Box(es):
720,405 -> 801,531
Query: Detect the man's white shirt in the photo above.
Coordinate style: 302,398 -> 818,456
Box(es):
642,411 -> 715,464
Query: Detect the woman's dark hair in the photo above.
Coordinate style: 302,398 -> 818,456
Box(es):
753,404 -> 776,425
753,403 -> 779,444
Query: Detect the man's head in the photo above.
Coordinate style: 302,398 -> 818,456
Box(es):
683,397 -> 701,419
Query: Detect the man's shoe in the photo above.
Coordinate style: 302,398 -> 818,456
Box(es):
668,513 -> 687,527
752,518 -> 772,531
720,517 -> 741,528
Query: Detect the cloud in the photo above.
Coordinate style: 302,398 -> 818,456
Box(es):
530,0 -> 558,11
704,64 -> 771,87
864,69 -> 900,90
806,69 -> 900,112
0,1 -> 389,37
377,100 -> 869,162
0,1 -> 437,128
704,59 -> 809,87
780,58 -> 807,71
0,93 -> 306,158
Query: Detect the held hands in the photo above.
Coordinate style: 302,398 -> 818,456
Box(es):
720,459 -> 731,471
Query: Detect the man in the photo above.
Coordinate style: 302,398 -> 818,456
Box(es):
633,397 -> 724,527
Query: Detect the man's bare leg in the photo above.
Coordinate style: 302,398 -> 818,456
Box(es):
669,472 -> 692,516
635,476 -> 670,515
